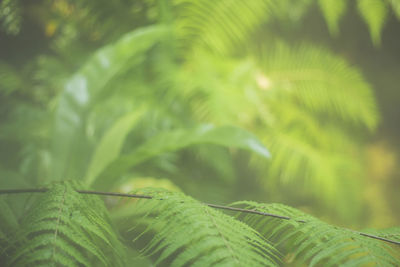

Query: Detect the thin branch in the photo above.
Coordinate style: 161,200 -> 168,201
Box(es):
358,232 -> 400,245
206,203 -> 303,222
76,190 -> 152,199
0,188 -> 48,194
1,188 -> 399,246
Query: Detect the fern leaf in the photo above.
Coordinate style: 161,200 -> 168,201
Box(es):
259,43 -> 378,129
262,121 -> 364,217
177,43 -> 376,219
358,0 -> 388,46
174,0 -> 271,54
318,0 -> 347,36
233,201 -> 400,266
363,227 -> 400,244
0,198 -> 19,263
0,198 -> 18,237
389,0 -> 400,19
112,189 -> 280,266
7,182 -> 124,266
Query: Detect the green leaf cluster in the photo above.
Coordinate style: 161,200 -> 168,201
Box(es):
1,185 -> 399,266
0,0 -> 399,266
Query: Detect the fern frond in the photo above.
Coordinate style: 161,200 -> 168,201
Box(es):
177,43 -> 374,219
113,188 -> 280,266
233,201 -> 400,266
358,0 -> 388,46
318,0 -> 347,36
0,198 -> 18,237
174,0 -> 271,54
7,182 -> 124,267
262,120 -> 364,216
0,198 -> 19,263
258,43 -> 378,129
389,0 -> 400,18
365,227 -> 400,255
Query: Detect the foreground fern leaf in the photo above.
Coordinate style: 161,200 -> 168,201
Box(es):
7,182 -> 124,267
113,189 -> 280,266
233,201 -> 400,266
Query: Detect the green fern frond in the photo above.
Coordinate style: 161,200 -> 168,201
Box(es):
6,182 -> 124,267
262,120 -> 363,216
252,43 -> 378,219
113,188 -> 280,266
258,43 -> 378,129
0,198 -> 19,262
318,0 -> 347,36
389,0 -> 400,18
233,201 -> 400,266
176,43 -> 374,219
0,198 -> 18,238
174,0 -> 271,54
358,0 -> 388,46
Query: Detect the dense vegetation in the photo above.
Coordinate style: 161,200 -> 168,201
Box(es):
0,0 -> 399,266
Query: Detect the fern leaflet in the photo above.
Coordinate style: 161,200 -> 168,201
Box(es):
233,201 -> 400,266
6,182 -> 124,267
112,188 -> 280,266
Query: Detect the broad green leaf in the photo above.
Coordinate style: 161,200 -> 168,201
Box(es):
51,25 -> 168,180
85,109 -> 144,186
93,124 -> 270,189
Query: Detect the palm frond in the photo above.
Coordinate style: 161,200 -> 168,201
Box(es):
233,201 -> 400,266
113,188 -> 280,266
6,181 -> 124,267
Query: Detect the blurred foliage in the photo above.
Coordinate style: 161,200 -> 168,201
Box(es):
0,0 -> 21,35
0,0 -> 399,224
0,0 -> 400,265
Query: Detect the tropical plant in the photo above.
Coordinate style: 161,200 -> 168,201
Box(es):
1,183 -> 400,266
0,0 -> 399,266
